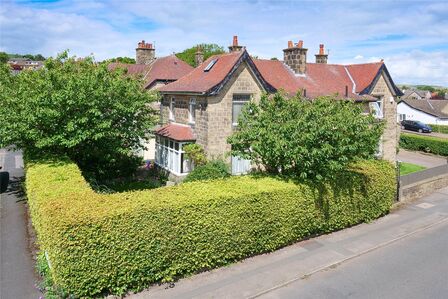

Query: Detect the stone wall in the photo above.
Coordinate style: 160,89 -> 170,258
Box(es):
206,62 -> 263,159
160,95 -> 209,147
370,73 -> 398,162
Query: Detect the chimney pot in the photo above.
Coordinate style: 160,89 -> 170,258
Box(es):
315,43 -> 328,64
136,39 -> 155,64
283,39 -> 307,74
233,35 -> 238,46
229,35 -> 243,52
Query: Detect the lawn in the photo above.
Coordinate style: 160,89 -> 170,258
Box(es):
399,162 -> 426,176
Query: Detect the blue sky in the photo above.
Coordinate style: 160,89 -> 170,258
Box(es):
1,0 -> 447,86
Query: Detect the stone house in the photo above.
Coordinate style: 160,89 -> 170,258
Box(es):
109,41 -> 194,159
154,36 -> 403,179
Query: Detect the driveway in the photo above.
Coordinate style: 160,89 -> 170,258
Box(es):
397,149 -> 447,168
0,149 -> 41,299
129,187 -> 448,299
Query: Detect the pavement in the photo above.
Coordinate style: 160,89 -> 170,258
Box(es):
397,149 -> 447,168
401,128 -> 448,139
129,187 -> 448,299
0,149 -> 41,299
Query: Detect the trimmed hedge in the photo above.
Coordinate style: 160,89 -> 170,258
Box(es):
400,133 -> 448,156
184,160 -> 230,182
431,124 -> 448,134
26,158 -> 395,297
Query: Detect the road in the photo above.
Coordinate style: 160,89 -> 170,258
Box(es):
401,128 -> 448,139
259,214 -> 448,299
0,149 -> 41,299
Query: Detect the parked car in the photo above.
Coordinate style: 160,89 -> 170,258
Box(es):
400,120 -> 432,133
0,166 -> 9,194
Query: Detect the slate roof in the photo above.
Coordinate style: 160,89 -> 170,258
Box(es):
401,89 -> 431,99
400,99 -> 448,119
109,55 -> 193,89
154,123 -> 196,141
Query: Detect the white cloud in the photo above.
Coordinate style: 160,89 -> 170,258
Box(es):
0,0 -> 447,86
386,50 -> 448,87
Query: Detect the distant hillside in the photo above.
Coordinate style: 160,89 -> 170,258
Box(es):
397,84 -> 447,91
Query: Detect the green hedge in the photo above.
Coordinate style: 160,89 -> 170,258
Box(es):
431,124 -> 448,134
26,158 -> 395,297
400,133 -> 448,156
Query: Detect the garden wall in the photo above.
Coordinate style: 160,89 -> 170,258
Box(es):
26,158 -> 395,297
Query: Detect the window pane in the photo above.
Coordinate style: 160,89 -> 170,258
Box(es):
232,102 -> 244,124
175,142 -> 179,151
170,140 -> 174,149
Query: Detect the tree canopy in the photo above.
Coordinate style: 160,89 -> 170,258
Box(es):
4,52 -> 46,61
103,56 -> 136,64
0,52 -> 158,180
228,93 -> 384,181
176,44 -> 225,67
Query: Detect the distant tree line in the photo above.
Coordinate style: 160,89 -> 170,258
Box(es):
0,52 -> 46,63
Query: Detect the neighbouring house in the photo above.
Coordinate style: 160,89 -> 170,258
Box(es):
109,41 -> 194,160
401,89 -> 432,100
7,57 -> 44,74
155,36 -> 403,180
397,99 -> 448,125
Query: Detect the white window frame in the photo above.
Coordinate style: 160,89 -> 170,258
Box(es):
370,100 -> 384,119
232,94 -> 251,126
189,98 -> 196,124
169,97 -> 175,121
399,114 -> 406,121
154,136 -> 192,176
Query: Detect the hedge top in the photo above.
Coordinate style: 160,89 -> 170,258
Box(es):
27,158 -> 391,225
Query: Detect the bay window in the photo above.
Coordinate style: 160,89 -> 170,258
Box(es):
155,136 -> 192,175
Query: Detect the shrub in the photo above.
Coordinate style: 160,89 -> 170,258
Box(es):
431,124 -> 448,134
400,133 -> 448,156
228,93 -> 384,181
183,143 -> 207,166
183,160 -> 230,182
27,158 -> 395,297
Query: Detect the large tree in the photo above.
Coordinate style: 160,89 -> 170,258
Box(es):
176,44 -> 225,67
0,52 -> 158,180
228,93 -> 384,181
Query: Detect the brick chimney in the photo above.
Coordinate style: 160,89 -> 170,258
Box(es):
136,40 -> 155,65
315,44 -> 328,64
228,35 -> 243,53
283,40 -> 308,75
195,45 -> 204,67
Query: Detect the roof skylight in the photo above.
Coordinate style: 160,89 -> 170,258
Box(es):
204,59 -> 218,72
